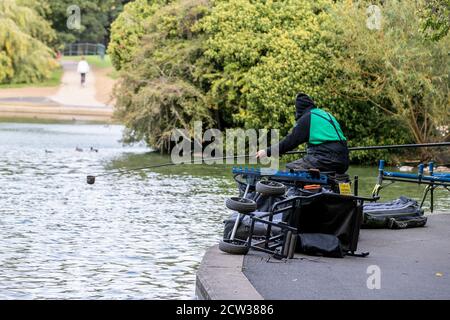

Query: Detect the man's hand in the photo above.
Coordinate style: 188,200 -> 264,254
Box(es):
256,150 -> 267,159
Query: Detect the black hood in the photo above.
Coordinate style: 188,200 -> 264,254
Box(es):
295,93 -> 316,120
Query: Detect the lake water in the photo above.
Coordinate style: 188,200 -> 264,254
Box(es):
0,121 -> 448,299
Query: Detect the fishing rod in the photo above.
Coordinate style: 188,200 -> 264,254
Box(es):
87,142 -> 449,184
286,142 -> 450,155
86,154 -> 254,184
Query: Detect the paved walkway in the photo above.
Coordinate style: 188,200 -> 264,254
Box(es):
0,60 -> 113,121
243,214 -> 450,300
50,61 -> 108,108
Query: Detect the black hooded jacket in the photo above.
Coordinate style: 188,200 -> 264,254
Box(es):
266,94 -> 349,172
267,94 -> 315,156
266,106 -> 314,156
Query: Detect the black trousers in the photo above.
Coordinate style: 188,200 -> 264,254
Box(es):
286,154 -> 349,174
81,73 -> 86,84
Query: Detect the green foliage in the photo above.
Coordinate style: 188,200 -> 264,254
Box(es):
197,0 -> 408,163
0,0 -> 58,84
0,66 -> 62,89
17,0 -> 52,20
326,0 -> 449,160
113,0 -> 214,151
42,0 -> 128,46
111,0 -> 449,164
419,0 -> 450,41
198,0 -> 336,133
108,0 -> 170,70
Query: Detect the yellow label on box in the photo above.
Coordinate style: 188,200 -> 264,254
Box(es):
339,183 -> 352,195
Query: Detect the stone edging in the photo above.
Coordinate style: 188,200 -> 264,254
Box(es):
196,245 -> 263,300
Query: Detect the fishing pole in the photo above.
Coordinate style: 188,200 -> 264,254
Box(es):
86,154 -> 254,185
286,142 -> 450,155
87,142 -> 449,184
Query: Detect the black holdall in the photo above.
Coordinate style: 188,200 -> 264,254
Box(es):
362,196 -> 427,229
387,215 -> 428,229
296,233 -> 345,258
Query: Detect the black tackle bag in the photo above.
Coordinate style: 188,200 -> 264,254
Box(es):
362,196 -> 427,229
285,193 -> 363,257
297,233 -> 345,258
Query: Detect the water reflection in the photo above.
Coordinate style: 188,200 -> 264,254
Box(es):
0,122 -> 234,299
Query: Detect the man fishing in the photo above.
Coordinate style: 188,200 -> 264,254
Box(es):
256,93 -> 349,174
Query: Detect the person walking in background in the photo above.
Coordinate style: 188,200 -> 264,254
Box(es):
77,56 -> 90,87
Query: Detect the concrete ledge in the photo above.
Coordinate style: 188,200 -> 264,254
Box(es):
197,214 -> 450,300
196,245 -> 263,300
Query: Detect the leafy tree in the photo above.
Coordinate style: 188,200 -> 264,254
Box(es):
113,0 -> 214,151
108,0 -> 170,71
41,0 -> 129,46
326,0 -> 449,159
17,0 -> 52,19
0,0 -> 57,84
419,0 -> 450,41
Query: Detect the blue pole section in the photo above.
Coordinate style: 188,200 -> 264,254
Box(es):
418,164 -> 424,176
429,162 -> 435,212
379,160 -> 385,171
377,160 -> 385,186
418,164 -> 424,182
383,171 -> 450,182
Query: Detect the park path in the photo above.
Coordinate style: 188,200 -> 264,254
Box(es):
0,60 -> 114,121
50,61 -> 108,108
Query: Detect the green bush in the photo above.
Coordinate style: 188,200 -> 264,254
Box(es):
198,0 -> 335,133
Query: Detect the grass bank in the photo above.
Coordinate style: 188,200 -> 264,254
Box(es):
0,67 -> 63,90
